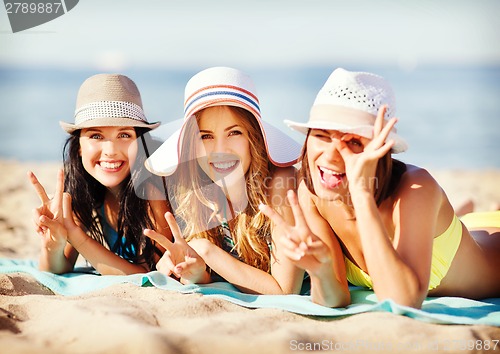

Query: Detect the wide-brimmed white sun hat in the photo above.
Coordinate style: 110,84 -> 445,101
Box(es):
284,68 -> 408,153
60,73 -> 160,134
145,67 -> 302,176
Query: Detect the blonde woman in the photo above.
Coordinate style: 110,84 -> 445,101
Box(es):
144,67 -> 304,294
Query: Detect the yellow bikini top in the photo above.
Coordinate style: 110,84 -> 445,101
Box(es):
344,214 -> 463,290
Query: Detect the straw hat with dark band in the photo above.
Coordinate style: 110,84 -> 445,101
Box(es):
60,73 -> 160,134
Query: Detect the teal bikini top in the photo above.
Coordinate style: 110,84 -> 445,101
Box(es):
98,205 -> 137,259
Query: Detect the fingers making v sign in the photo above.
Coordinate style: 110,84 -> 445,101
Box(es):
259,190 -> 332,275
144,212 -> 206,283
29,168 -> 68,250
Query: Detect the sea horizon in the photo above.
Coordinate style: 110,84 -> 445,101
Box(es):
1,63 -> 499,169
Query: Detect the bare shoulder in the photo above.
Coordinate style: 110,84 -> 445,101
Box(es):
395,164 -> 444,207
269,166 -> 298,192
398,164 -> 441,192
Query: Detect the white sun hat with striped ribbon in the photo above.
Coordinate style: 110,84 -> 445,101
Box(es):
145,66 -> 301,176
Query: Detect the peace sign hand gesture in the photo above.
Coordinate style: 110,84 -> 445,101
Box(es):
29,169 -> 68,251
259,190 -> 332,276
144,212 -> 207,284
338,105 -> 397,195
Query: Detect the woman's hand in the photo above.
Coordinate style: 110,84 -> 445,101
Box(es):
29,169 -> 68,252
259,190 -> 332,276
144,212 -> 208,284
338,105 -> 397,195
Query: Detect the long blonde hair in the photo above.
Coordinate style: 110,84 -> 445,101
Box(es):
174,106 -> 274,272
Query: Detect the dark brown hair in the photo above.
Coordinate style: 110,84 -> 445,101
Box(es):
63,128 -> 163,270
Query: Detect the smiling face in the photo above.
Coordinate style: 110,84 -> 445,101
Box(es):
306,128 -> 369,201
79,126 -> 138,193
194,106 -> 252,189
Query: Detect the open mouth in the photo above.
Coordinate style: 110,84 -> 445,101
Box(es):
210,160 -> 239,174
99,161 -> 124,171
318,166 -> 346,189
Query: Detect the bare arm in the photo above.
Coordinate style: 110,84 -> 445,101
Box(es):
144,212 -> 210,284
296,182 -> 350,307
189,239 -> 287,294
339,107 -> 436,308
146,182 -> 174,263
38,241 -> 79,274
145,211 -> 294,294
146,182 -> 173,241
260,182 -> 350,307
351,169 -> 440,308
29,169 -> 78,273
192,167 -> 302,295
72,183 -> 173,275
62,193 -> 149,275
268,166 -> 304,294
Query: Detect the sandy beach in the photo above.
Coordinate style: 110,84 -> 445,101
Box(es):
1,159 -> 499,353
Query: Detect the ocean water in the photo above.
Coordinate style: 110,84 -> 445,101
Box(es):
0,65 -> 499,169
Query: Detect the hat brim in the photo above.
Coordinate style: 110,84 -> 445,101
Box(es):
60,117 -> 161,134
145,116 -> 302,177
145,121 -> 183,176
284,119 -> 408,154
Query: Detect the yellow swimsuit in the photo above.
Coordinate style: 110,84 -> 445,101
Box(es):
344,211 -> 500,290
460,211 -> 500,229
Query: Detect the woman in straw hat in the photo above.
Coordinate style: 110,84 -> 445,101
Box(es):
260,68 -> 500,308
144,67 -> 305,294
29,74 -> 171,275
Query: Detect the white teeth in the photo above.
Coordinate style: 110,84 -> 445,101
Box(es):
100,161 -> 122,169
212,161 -> 237,170
319,166 -> 343,175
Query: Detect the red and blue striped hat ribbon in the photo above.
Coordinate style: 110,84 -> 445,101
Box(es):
184,84 -> 261,119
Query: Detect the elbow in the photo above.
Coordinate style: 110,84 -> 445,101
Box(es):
276,286 -> 300,296
387,295 -> 425,309
96,263 -> 148,276
375,281 -> 427,309
312,289 -> 351,308
128,266 -> 149,275
41,267 -> 68,275
309,272 -> 351,308
327,292 -> 351,308
38,260 -> 73,275
405,287 -> 428,309
379,294 -> 424,309
279,282 -> 304,296
403,279 -> 428,309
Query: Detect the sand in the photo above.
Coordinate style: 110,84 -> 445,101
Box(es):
1,159 -> 499,353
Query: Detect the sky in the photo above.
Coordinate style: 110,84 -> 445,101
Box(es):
0,0 -> 499,168
1,0 -> 499,70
